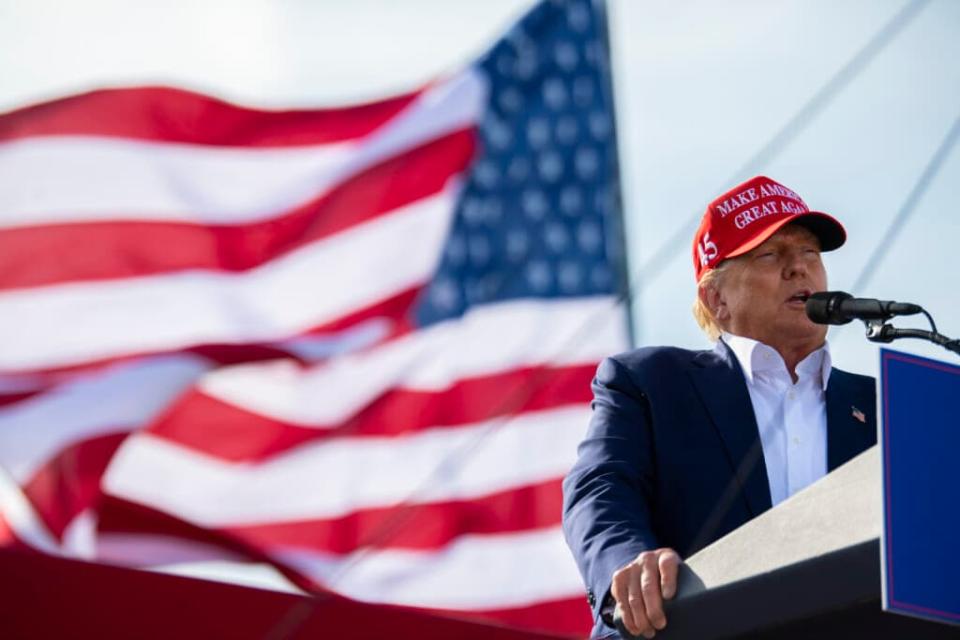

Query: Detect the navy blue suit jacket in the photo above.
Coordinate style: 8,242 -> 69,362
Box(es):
561,341 -> 876,638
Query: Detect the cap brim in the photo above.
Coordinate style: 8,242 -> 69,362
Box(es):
725,211 -> 846,259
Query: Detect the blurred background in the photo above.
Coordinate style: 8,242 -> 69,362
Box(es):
2,2 -> 958,637
3,0 -> 958,376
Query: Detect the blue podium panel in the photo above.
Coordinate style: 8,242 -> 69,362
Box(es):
880,349 -> 960,626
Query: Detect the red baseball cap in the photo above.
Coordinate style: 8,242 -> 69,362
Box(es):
692,175 -> 846,281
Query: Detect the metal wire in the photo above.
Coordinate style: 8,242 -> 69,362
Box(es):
257,1 -> 936,637
850,113 -> 960,294
629,0 -> 932,341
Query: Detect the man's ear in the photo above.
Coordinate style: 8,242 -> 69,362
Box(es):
699,282 -> 726,323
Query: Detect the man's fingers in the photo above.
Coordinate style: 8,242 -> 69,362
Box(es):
627,567 -> 654,638
658,549 -> 681,600
640,554 -> 666,631
612,549 -> 682,638
611,571 -> 639,637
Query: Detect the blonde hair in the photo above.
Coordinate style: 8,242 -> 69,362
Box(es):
692,261 -> 731,341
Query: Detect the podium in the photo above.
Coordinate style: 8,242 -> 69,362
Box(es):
640,446 -> 956,639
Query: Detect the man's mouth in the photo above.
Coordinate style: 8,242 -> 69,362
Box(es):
787,290 -> 812,304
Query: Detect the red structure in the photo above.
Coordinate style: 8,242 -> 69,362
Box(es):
0,548 -> 574,639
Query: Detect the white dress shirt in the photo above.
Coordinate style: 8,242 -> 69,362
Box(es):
722,333 -> 831,507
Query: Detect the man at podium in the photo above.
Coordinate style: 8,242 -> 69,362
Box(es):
562,176 -> 877,639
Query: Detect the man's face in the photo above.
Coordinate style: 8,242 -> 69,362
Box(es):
709,224 -> 828,351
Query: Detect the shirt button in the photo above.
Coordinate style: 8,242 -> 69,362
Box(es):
787,391 -> 796,400
793,437 -> 801,446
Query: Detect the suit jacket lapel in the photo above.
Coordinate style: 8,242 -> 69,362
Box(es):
689,341 -> 773,518
826,369 -> 876,471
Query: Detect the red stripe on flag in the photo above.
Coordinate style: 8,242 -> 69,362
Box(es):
0,130 -> 474,290
0,85 -> 422,146
97,496 -> 247,546
98,478 -> 563,555
228,478 -> 564,553
22,431 -> 130,539
95,497 -> 321,593
101,479 -> 564,554
147,364 -> 595,462
0,390 -> 43,408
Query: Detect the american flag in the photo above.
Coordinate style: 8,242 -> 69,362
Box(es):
0,0 -> 628,635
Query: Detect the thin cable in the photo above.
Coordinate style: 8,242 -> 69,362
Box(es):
321,295 -> 627,585
850,112 -> 960,293
256,295 -> 632,640
294,0 -> 933,592
631,0 -> 931,313
921,308 -> 938,334
256,2 -> 933,635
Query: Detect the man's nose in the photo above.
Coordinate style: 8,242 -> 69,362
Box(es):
783,250 -> 808,278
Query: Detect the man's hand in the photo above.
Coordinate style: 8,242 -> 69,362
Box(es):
611,548 -> 681,638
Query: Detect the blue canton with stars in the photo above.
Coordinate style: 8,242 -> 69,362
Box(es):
413,0 -> 625,327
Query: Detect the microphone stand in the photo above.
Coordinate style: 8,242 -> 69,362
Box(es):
863,319 -> 960,358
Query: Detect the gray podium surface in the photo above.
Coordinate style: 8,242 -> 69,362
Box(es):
616,446 -> 959,639
681,444 -> 880,593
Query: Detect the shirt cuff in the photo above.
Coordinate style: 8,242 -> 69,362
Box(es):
600,590 -> 617,626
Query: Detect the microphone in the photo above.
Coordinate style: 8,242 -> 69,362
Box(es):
805,291 -> 923,325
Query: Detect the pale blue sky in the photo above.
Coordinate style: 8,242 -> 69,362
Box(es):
2,0 -> 958,378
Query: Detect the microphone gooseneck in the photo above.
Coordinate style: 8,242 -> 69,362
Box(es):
805,292 -> 960,359
805,291 -> 922,326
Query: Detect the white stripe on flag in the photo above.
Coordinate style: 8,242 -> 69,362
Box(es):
0,189 -> 455,371
96,532 -> 251,566
151,559 -> 305,595
96,534 -> 299,594
103,405 -> 590,525
199,296 -> 625,425
277,526 -> 584,610
0,468 -> 60,553
0,71 -> 485,228
0,355 -> 209,482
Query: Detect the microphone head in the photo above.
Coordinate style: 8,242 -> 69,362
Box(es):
806,291 -> 854,325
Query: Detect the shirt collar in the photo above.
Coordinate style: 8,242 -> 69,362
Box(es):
721,332 -> 832,390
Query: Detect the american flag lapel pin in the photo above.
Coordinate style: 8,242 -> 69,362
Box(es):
851,406 -> 866,423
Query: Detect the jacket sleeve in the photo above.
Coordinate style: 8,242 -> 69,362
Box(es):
562,355 -> 661,628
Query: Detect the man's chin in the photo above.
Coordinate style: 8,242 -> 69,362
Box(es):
787,323 -> 828,348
